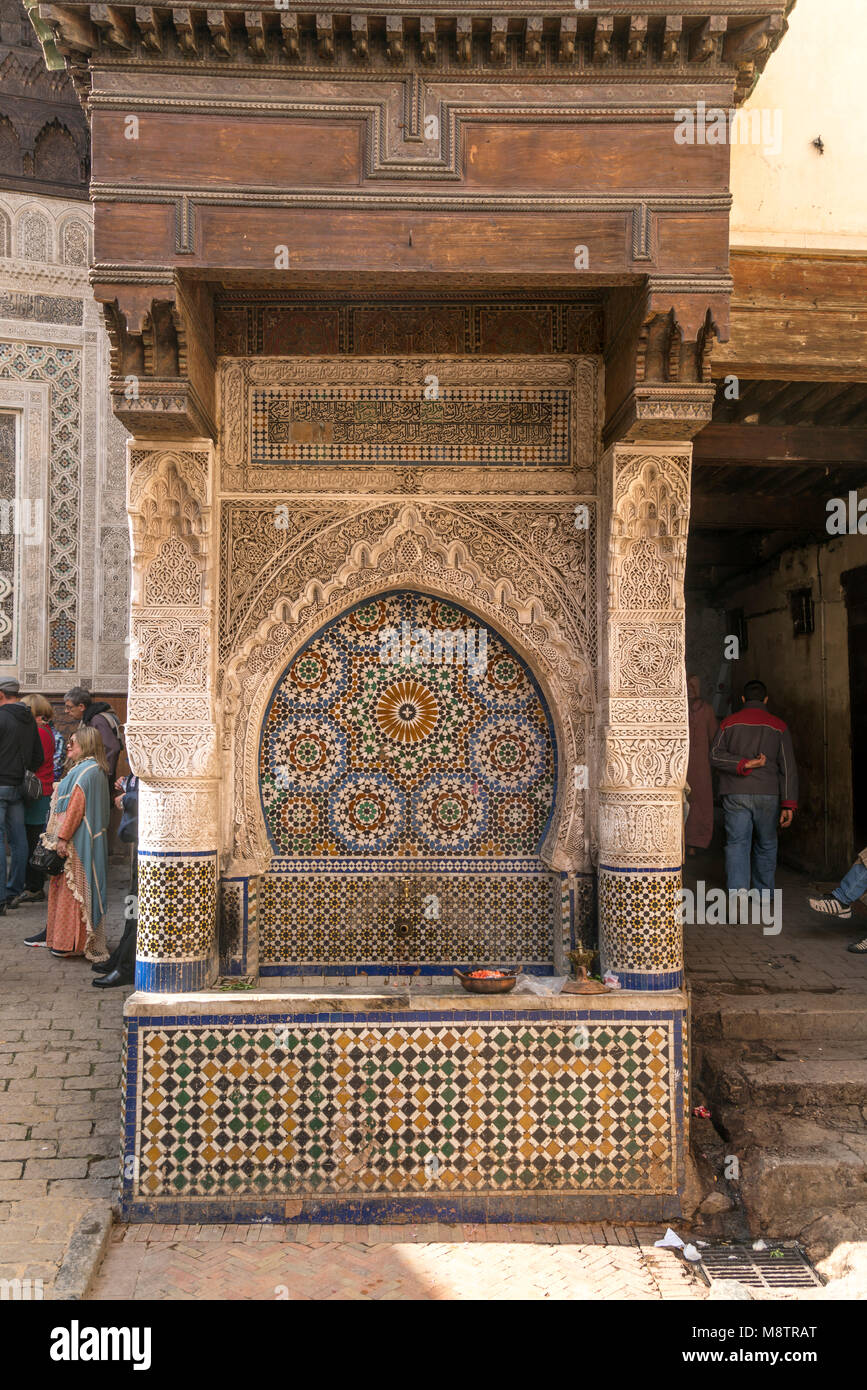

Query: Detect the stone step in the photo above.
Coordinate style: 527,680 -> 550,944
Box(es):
693,991 -> 867,1044
715,1109 -> 867,1242
701,1048 -> 867,1110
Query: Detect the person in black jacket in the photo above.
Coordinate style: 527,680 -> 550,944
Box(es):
0,678 -> 44,912
92,774 -> 138,989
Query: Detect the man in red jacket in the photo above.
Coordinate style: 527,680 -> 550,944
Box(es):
710,679 -> 798,895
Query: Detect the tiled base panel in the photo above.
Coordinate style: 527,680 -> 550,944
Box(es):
120,992 -> 687,1223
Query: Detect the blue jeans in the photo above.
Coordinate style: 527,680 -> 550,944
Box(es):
0,784 -> 28,901
722,794 -> 780,894
835,859 -> 867,906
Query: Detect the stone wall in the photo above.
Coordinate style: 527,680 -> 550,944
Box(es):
711,526 -> 867,877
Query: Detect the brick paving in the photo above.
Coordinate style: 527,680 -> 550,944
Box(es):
90,1223 -> 705,1301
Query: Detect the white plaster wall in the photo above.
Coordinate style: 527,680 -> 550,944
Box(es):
731,0 -> 867,252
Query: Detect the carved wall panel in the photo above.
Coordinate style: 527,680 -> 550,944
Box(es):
218,355 -> 600,494
0,190 -> 127,691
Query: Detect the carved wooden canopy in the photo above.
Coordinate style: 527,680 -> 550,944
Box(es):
38,4 -> 793,106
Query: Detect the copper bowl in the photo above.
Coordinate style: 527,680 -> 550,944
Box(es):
454,966 -> 521,994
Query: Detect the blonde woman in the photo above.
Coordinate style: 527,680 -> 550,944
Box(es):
28,727 -> 111,962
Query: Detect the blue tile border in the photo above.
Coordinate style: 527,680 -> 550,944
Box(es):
598,864 -> 682,875
617,969 -> 684,992
134,959 -> 212,992
258,962 -> 556,977
119,1193 -> 683,1225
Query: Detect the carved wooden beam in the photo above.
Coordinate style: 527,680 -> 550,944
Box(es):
280,12 -> 299,60
724,13 -> 785,64
386,15 -> 404,64
350,13 -> 368,59
419,15 -> 436,64
627,13 -> 647,63
91,4 -> 132,50
135,5 -> 162,53
524,16 -> 542,64
39,5 -> 95,55
593,14 -> 613,64
206,9 -> 231,58
244,10 -> 265,59
173,7 -> 197,56
456,16 -> 472,64
662,14 -> 682,63
689,14 -> 727,63
558,15 -> 577,63
315,12 -> 334,61
490,14 -> 507,63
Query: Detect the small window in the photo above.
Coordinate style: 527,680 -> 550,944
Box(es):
789,588 -> 815,637
725,607 -> 749,654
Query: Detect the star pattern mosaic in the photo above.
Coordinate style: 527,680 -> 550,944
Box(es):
260,593 -> 557,860
598,869 -> 682,974
137,854 -> 219,960
259,871 -> 556,965
132,1017 -> 677,1198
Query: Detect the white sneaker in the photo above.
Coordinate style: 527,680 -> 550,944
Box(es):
808,894 -> 852,919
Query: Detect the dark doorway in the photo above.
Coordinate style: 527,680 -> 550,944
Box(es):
843,565 -> 867,851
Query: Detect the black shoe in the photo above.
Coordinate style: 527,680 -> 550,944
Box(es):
24,928 -> 47,947
91,960 -> 113,974
92,969 -> 133,989
5,896 -> 20,908
13,889 -> 45,906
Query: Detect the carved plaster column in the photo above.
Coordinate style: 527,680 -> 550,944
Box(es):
124,441 -> 220,992
597,442 -> 691,990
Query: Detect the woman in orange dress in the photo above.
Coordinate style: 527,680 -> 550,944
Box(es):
43,726 -> 111,962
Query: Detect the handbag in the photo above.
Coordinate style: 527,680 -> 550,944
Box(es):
29,839 -> 65,877
22,769 -> 42,804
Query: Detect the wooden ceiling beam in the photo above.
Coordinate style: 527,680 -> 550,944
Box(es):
694,424 -> 867,465
690,493 -> 827,529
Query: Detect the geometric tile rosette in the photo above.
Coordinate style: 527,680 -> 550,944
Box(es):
134,1017 -> 676,1199
137,855 -> 218,960
598,869 -> 682,974
260,593 -> 557,860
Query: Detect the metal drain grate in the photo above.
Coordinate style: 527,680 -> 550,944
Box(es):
700,1244 -> 822,1289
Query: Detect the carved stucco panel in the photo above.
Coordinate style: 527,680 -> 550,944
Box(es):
126,724 -> 220,781
138,781 -> 220,851
598,791 -> 683,868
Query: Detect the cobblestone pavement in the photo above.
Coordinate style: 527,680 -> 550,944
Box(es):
90,1223 -> 705,1301
0,859 -> 132,1295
